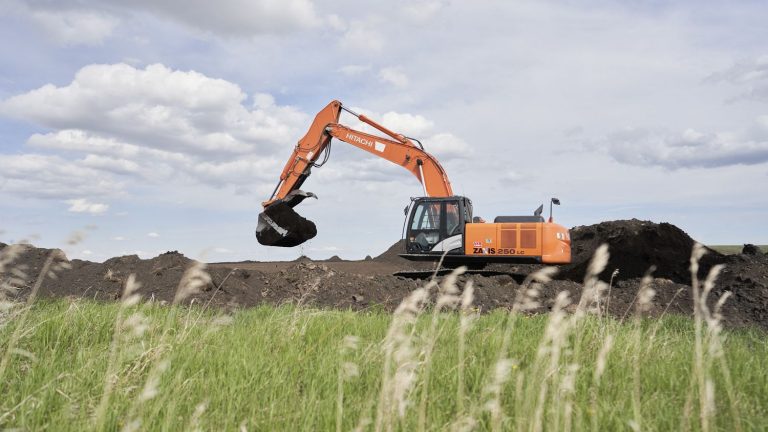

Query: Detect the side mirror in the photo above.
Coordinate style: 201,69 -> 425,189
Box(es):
549,197 -> 560,222
404,205 -> 409,216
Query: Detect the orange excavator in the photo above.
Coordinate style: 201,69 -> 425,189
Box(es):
256,100 -> 571,265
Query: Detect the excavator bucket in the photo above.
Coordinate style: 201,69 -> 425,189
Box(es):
255,190 -> 318,247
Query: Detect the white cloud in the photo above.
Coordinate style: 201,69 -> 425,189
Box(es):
339,23 -> 384,52
402,0 -> 446,22
13,0 -> 318,38
112,236 -> 126,241
67,198 -> 109,214
29,9 -> 118,46
424,133 -> 471,160
0,63 -> 306,156
338,64 -> 371,76
595,119 -> 768,169
0,63 -> 311,202
378,67 -> 409,88
709,55 -> 768,102
0,154 -> 122,199
325,13 -> 346,31
128,0 -> 319,36
380,112 -> 434,136
82,154 -> 140,175
147,232 -> 160,238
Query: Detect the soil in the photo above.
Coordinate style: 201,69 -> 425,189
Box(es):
256,202 -> 317,247
2,220 -> 767,330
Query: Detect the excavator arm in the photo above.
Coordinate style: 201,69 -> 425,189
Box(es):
256,100 -> 453,247
263,100 -> 452,207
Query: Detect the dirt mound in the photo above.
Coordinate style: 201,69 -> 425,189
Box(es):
3,216 -> 768,330
326,255 -> 343,262
560,219 -> 725,283
742,244 -> 762,255
373,239 -> 408,263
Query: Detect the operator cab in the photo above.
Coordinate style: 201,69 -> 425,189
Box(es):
404,196 -> 472,256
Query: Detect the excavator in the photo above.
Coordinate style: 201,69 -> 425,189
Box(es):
256,100 -> 571,265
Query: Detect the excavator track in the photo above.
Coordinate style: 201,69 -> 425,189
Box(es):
393,268 -> 528,281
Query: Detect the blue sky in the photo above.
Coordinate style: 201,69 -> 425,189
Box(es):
1,0 -> 767,262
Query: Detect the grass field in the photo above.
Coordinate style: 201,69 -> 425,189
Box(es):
709,245 -> 768,254
1,297 -> 766,431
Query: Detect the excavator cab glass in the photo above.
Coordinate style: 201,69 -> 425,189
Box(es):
405,196 -> 471,254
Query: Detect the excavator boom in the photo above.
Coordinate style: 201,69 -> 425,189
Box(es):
257,100 -> 452,247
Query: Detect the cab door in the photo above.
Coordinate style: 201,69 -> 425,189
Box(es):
406,200 -> 443,253
406,199 -> 464,254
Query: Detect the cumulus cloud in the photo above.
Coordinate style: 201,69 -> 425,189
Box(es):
147,232 -> 160,238
67,198 -> 109,214
339,23 -> 384,52
379,112 -> 434,136
378,112 -> 471,160
13,0 -> 318,38
124,0 -> 319,36
709,56 -> 768,102
0,63 -> 307,201
401,0 -> 446,22
378,67 -> 409,88
597,119 -> 768,169
0,154 -> 122,199
0,63 -> 305,156
29,9 -> 118,46
338,64 -> 371,76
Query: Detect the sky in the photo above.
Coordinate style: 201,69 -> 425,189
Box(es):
1,0 -> 767,262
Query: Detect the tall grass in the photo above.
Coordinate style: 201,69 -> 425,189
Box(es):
1,244 -> 767,431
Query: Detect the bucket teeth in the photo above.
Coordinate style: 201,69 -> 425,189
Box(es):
256,201 -> 317,247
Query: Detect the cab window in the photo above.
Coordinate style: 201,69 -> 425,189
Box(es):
411,202 -> 441,230
446,201 -> 461,235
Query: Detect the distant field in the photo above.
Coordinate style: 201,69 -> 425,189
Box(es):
1,300 -> 766,431
709,245 -> 768,254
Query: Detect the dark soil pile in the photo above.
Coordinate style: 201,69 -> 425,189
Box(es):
256,202 -> 317,247
2,219 -> 768,330
560,219 -> 725,283
373,239 -> 408,263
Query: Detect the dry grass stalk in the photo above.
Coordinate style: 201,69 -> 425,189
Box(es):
337,335 -> 360,432
93,274 -> 143,430
374,285 -> 428,432
590,333 -> 614,432
531,291 -> 572,432
417,266 -> 466,431
456,280 -> 475,417
630,270 -> 655,431
0,247 -> 67,390
173,261 -> 211,305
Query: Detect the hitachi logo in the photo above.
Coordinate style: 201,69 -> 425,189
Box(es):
346,133 -> 374,147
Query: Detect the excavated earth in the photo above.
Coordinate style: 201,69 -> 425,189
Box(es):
1,219 -> 767,329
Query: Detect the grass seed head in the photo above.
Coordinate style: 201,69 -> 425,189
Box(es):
587,244 -> 610,280
690,242 -> 706,276
122,274 -> 142,307
174,262 -> 211,304
342,361 -> 359,379
460,280 -> 475,311
595,334 -> 614,379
